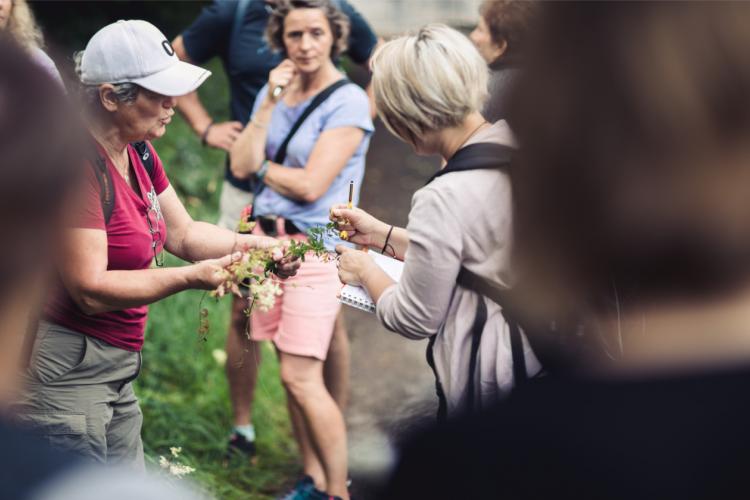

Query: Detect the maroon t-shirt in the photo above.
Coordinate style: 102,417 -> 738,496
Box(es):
45,141 -> 170,351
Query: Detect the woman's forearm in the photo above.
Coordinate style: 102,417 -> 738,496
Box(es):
262,163 -> 319,202
73,266 -> 197,315
368,225 -> 409,260
362,263 -> 396,304
172,221 -> 272,262
230,103 -> 274,180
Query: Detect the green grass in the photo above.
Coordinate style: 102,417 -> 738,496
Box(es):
135,59 -> 299,499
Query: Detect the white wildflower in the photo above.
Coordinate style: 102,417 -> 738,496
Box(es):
159,456 -> 169,469
168,463 -> 196,478
212,349 -> 227,367
250,280 -> 283,312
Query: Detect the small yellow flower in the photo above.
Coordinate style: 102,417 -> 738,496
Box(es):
340,230 -> 349,240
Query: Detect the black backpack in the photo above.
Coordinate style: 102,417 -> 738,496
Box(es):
89,141 -> 156,225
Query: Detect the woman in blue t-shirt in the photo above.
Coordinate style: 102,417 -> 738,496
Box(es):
230,1 -> 373,498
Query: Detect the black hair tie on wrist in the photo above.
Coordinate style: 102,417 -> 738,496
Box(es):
381,225 -> 395,255
200,121 -> 214,146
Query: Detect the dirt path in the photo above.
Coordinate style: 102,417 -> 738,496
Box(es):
343,123 -> 440,498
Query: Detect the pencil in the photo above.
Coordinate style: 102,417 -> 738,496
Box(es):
347,181 -> 354,209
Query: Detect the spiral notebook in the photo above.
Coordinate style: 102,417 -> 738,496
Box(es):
339,250 -> 404,313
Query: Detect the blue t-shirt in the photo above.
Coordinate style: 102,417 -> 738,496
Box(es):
251,82 -> 373,250
181,0 -> 378,190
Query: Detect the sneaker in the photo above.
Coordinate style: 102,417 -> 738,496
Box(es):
308,488 -> 344,500
226,431 -> 256,458
277,475 -> 315,500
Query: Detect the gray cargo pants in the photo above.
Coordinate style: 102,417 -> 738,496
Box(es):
16,321 -> 144,469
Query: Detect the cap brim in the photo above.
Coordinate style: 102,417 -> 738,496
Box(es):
131,60 -> 211,97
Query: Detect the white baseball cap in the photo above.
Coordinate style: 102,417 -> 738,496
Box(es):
80,20 -> 210,96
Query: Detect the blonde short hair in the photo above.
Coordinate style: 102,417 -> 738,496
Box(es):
7,0 -> 44,52
371,24 -> 489,145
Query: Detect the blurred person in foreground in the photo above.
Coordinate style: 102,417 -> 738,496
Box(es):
469,0 -> 536,122
173,0 -> 378,457
229,1 -> 373,497
0,0 -> 62,84
15,19 -> 299,470
385,3 -> 750,499
333,24 -> 541,420
0,35 -> 203,500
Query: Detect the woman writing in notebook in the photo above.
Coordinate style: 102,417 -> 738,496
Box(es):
229,1 -> 373,498
332,24 -> 541,419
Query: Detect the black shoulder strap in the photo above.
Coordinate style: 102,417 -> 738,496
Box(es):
426,142 -> 514,185
90,141 -> 156,225
457,267 -> 529,387
273,79 -> 351,165
131,141 -> 155,179
425,335 -> 449,422
89,146 -> 115,226
253,79 -> 351,197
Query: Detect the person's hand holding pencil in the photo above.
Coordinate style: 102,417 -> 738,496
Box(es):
330,186 -> 390,248
339,181 -> 355,240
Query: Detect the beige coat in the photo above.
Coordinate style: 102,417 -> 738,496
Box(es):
377,121 -> 542,416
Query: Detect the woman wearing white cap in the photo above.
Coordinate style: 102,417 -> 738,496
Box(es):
15,20 -> 299,469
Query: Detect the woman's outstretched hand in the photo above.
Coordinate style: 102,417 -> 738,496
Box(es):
272,242 -> 301,279
238,235 -> 301,279
192,252 -> 243,290
330,204 -> 388,248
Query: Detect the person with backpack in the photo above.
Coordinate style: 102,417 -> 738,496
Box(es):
172,0 -> 378,459
385,4 -> 750,498
15,19 -> 299,471
229,1 -> 373,498
332,24 -> 541,421
0,34 -> 208,500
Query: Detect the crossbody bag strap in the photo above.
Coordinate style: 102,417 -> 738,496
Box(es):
273,78 -> 350,164
254,78 -> 350,198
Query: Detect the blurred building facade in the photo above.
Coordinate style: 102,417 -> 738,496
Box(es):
349,0 -> 481,35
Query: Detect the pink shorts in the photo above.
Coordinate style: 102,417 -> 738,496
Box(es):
250,223 -> 341,361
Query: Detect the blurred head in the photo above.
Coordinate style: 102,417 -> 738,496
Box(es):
470,0 -> 536,65
76,20 -> 210,140
0,34 -> 84,395
371,24 -> 488,152
511,2 -> 750,322
0,0 -> 43,51
266,0 -> 349,74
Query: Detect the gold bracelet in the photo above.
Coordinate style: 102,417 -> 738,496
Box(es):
250,119 -> 268,130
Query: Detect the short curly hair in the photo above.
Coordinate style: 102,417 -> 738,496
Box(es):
479,0 -> 536,60
266,0 -> 350,59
